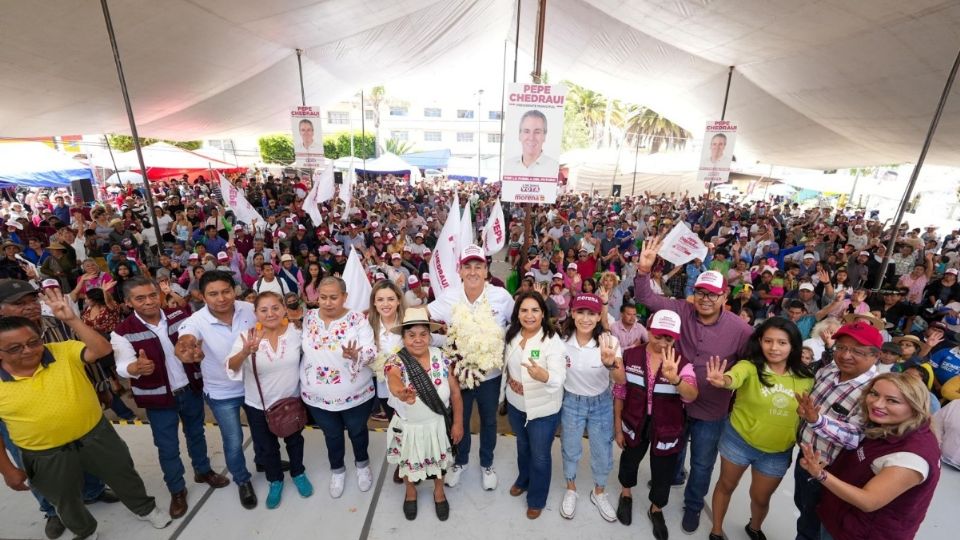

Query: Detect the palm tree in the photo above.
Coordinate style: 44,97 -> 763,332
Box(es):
564,82 -> 607,146
624,105 -> 691,154
366,85 -> 386,156
385,138 -> 416,155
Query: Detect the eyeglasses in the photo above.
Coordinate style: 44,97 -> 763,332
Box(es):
833,344 -> 875,360
693,290 -> 722,301
0,337 -> 44,356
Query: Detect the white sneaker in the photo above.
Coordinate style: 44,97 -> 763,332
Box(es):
481,467 -> 498,491
445,464 -> 465,487
329,471 -> 346,498
560,489 -> 578,519
136,506 -> 172,529
357,466 -> 373,492
590,490 -> 617,522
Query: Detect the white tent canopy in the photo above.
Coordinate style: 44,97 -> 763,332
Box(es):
354,152 -> 423,183
2,1 -> 960,169
93,142 -> 239,174
445,156 -> 501,182
563,149 -> 704,196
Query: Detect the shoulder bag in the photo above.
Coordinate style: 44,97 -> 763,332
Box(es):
251,351 -> 308,438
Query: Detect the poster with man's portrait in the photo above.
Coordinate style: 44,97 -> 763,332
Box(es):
697,120 -> 737,188
500,83 -> 567,204
291,106 -> 323,166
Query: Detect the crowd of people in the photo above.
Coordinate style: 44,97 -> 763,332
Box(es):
0,172 -> 957,540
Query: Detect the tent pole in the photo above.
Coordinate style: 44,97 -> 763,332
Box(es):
512,0 -> 521,83
477,89 -> 484,182
631,129 -> 641,196
296,49 -> 306,107
99,0 -> 162,256
103,133 -> 119,173
875,45 -> 960,289
361,90 -> 366,178
519,0 -> 547,271
707,65 -> 735,199
497,39 -> 508,184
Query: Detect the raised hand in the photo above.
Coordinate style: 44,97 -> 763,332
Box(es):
341,340 -> 360,361
102,280 -> 117,292
175,335 -> 204,364
240,326 -> 265,356
41,287 -> 76,322
820,328 -> 835,349
599,333 -> 618,367
597,285 -> 610,304
661,346 -> 681,384
520,360 -> 548,383
134,349 -> 155,376
798,443 -> 825,478
795,392 -> 820,423
926,329 -> 944,349
639,235 -> 663,272
705,356 -> 728,388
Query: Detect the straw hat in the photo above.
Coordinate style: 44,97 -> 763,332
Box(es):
390,306 -> 443,334
841,312 -> 887,331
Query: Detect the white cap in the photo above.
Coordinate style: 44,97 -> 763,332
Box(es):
216,251 -> 228,261
799,283 -> 815,292
947,268 -> 958,276
407,275 -> 420,288
459,244 -> 485,265
693,270 -> 725,294
553,272 -> 564,280
567,263 -> 578,270
649,310 -> 681,339
280,254 -> 294,262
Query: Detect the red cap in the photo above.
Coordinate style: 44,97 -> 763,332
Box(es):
570,293 -> 603,314
833,321 -> 883,349
459,244 -> 486,265
648,309 -> 681,340
694,270 -> 725,294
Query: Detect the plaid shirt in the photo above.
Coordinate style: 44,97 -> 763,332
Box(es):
797,355 -> 877,465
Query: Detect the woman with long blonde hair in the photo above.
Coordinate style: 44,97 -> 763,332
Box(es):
368,280 -> 406,423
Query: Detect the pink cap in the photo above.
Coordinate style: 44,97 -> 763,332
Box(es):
649,309 -> 681,340
947,268 -> 959,276
570,293 -> 603,314
188,253 -> 199,260
567,263 -> 578,270
694,270 -> 725,294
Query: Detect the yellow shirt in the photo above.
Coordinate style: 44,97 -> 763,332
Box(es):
0,341 -> 102,451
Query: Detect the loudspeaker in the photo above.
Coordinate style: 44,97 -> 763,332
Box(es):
71,178 -> 96,203
334,171 -> 343,185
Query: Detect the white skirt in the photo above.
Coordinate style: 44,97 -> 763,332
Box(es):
386,397 -> 453,482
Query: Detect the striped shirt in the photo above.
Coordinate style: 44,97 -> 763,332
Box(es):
798,358 -> 877,464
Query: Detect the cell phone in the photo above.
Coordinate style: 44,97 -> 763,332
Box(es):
830,403 -> 850,416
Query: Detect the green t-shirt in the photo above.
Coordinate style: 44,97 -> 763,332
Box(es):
726,359 -> 814,453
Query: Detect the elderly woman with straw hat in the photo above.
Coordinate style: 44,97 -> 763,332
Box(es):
385,306 -> 464,521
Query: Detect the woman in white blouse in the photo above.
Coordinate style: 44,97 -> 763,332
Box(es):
559,293 -> 625,522
300,276 -> 377,499
503,290 -> 567,519
227,291 -> 311,510
368,280 -> 405,423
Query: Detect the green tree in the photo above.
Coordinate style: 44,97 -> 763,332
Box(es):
366,85 -> 386,156
385,138 -> 416,155
624,105 -> 691,154
258,134 -> 295,164
323,132 -> 376,159
562,100 -> 591,151
564,82 -> 607,146
107,134 -> 201,153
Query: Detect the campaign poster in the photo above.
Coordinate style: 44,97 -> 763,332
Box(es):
657,222 -> 709,266
697,120 -> 737,188
291,106 -> 323,166
500,83 -> 567,204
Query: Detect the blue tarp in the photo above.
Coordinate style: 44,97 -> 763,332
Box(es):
0,142 -> 92,188
401,149 -> 451,170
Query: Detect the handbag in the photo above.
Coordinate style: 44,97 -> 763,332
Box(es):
397,348 -> 458,457
251,351 -> 308,438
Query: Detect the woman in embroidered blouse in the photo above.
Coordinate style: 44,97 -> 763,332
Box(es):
227,292 -> 312,509
558,293 -> 625,522
385,307 -> 463,521
503,290 -> 567,519
300,276 -> 377,499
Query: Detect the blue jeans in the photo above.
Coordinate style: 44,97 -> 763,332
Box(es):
507,403 -> 559,510
455,375 -> 501,468
111,392 -> 137,421
560,390 -> 613,488
144,389 -> 213,493
794,450 -> 823,540
205,394 -> 251,485
307,398 -> 374,472
0,420 -> 104,517
820,525 -> 835,540
244,404 -> 305,482
682,416 -> 726,513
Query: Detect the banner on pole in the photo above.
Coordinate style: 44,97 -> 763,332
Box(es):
218,173 -> 264,226
429,193 -> 462,294
657,222 -> 709,267
291,106 -> 323,167
482,200 -> 506,255
500,83 -> 566,204
697,120 -> 737,188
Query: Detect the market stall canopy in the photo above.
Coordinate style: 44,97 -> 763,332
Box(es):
562,148 -> 703,196
94,142 -> 244,179
445,156 -> 501,183
354,152 -> 423,183
402,149 -> 451,170
2,1 -> 960,169
0,142 -> 92,188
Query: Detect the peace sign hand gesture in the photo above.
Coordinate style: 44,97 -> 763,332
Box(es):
798,442 -> 826,478
661,346 -> 681,385
520,359 -> 548,383
599,333 -> 618,367
705,356 -> 728,388
240,326 -> 265,356
639,235 -> 663,273
795,392 -> 820,423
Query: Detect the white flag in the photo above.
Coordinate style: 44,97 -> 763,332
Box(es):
218,172 -> 264,226
657,222 -> 709,266
429,193 -> 462,293
458,203 -> 474,254
304,161 -> 335,226
338,167 -> 354,210
343,248 -> 372,313
481,200 -> 506,255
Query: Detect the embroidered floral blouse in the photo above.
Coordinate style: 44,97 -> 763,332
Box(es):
299,309 -> 377,412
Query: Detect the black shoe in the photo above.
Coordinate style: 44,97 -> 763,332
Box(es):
84,487 -> 119,505
709,534 -> 724,540
255,460 -> 290,473
616,495 -> 633,526
238,481 -> 257,509
648,508 -> 668,540
403,499 -> 418,521
435,498 -> 450,521
744,523 -> 767,540
681,507 -> 700,533
44,515 -> 65,539
672,469 -> 687,486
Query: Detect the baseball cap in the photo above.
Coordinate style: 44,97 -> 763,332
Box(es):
280,254 -> 294,263
570,293 -> 603,314
421,273 -> 430,282
284,217 -> 294,224
0,279 -> 40,304
947,268 -> 959,276
833,320 -> 883,348
391,253 -> 402,260
567,263 -> 578,271
373,232 -> 381,238
371,221 -> 379,228
552,272 -> 564,280
459,244 -> 485,265
319,245 -> 331,253
649,309 -> 682,340
423,248 -> 432,255
858,251 -> 870,257
297,224 -> 305,231
216,251 -> 229,262
188,253 -> 199,261
802,252 -> 815,260
880,342 -> 902,355
407,275 -> 421,289
798,283 -> 815,292
694,271 -> 725,294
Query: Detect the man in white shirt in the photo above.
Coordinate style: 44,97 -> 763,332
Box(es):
111,277 -> 229,518
174,270 -> 259,509
253,264 -> 289,296
505,110 -> 560,179
429,245 -> 514,491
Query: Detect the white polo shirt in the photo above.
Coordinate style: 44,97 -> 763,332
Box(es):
563,334 -> 622,397
177,301 -> 257,400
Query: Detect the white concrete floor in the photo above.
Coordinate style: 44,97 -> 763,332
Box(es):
1,425 -> 956,539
